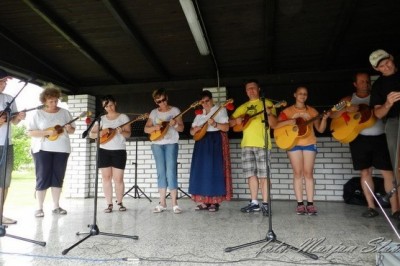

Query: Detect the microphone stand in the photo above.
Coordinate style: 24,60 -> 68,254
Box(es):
225,93 -> 317,260
0,80 -> 46,246
62,113 -> 138,255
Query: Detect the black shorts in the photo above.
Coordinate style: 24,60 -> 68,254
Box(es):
33,150 -> 69,190
349,134 -> 392,171
0,145 -> 13,188
98,148 -> 127,169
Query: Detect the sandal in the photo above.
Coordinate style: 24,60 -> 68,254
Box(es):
153,205 -> 167,213
361,208 -> 379,218
208,204 -> 220,212
52,207 -> 67,215
195,204 -> 209,211
117,202 -> 127,211
35,209 -> 44,217
104,204 -> 113,213
173,205 -> 182,214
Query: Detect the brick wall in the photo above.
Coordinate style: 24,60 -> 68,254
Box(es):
65,94 -> 376,202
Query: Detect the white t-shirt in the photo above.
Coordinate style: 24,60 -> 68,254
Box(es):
149,106 -> 181,145
191,105 -> 228,132
0,93 -> 18,145
28,108 -> 75,153
99,113 -> 130,150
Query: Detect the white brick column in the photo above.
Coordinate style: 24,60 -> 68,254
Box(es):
203,87 -> 227,102
65,94 -> 96,198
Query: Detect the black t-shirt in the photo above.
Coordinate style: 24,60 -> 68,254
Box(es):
370,70 -> 400,118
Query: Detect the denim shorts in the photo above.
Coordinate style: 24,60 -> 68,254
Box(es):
288,144 -> 317,153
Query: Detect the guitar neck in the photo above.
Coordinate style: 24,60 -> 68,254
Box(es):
302,113 -> 324,126
10,105 -> 44,117
174,107 -> 191,120
119,115 -> 147,128
209,105 -> 225,120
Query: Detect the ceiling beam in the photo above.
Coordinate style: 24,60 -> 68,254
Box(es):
322,0 -> 358,70
80,68 -> 368,95
23,0 -> 125,83
264,0 -> 277,73
0,24 -> 76,87
102,0 -> 170,78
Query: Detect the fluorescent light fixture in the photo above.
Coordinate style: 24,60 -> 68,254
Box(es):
179,0 -> 210,56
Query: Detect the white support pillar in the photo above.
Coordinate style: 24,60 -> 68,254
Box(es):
65,94 -> 96,198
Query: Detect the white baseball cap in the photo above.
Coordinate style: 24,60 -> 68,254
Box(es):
369,49 -> 390,67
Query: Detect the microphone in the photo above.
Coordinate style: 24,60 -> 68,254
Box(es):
382,187 -> 397,203
260,89 -> 266,100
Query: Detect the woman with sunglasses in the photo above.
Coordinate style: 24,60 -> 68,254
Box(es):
144,88 -> 184,214
189,90 -> 232,212
89,95 -> 131,213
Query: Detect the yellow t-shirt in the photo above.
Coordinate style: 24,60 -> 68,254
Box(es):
231,99 -> 276,149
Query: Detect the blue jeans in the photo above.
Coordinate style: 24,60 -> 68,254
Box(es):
151,143 -> 178,189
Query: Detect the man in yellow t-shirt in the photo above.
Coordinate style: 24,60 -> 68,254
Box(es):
230,80 -> 277,216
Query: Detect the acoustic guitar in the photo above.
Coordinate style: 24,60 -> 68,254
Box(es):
149,101 -> 201,141
274,101 -> 348,150
46,111 -> 89,141
330,104 -> 376,143
232,100 -> 287,132
193,98 -> 234,141
0,104 -> 45,121
100,113 -> 149,144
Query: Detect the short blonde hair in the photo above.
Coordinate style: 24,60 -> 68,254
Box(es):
40,83 -> 61,103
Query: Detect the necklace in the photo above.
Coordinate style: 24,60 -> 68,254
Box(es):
294,105 -> 306,110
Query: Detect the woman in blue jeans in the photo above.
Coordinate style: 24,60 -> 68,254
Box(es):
144,88 -> 184,214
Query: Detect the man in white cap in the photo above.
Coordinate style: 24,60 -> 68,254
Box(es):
369,49 -> 400,223
0,68 -> 26,224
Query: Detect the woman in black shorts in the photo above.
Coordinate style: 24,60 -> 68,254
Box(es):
90,95 -> 131,213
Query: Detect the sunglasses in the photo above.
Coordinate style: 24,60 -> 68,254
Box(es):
201,99 -> 211,104
155,98 -> 167,104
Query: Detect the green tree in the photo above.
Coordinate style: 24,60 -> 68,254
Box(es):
11,125 -> 32,170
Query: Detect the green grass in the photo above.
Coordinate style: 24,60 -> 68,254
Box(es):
6,169 -> 36,207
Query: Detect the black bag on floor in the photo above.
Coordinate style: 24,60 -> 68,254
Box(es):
343,176 -> 391,208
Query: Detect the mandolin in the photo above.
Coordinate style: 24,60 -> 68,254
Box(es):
100,113 -> 149,144
274,101 -> 348,150
149,101 -> 201,141
330,104 -> 376,144
45,111 -> 89,141
232,100 -> 287,132
193,98 -> 234,141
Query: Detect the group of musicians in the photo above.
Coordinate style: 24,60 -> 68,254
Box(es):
1,48 -> 400,227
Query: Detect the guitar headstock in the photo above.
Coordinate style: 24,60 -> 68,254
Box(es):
78,111 -> 91,118
222,98 -> 234,106
138,113 -> 149,120
331,101 -> 350,112
190,101 -> 202,108
274,101 -> 287,108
